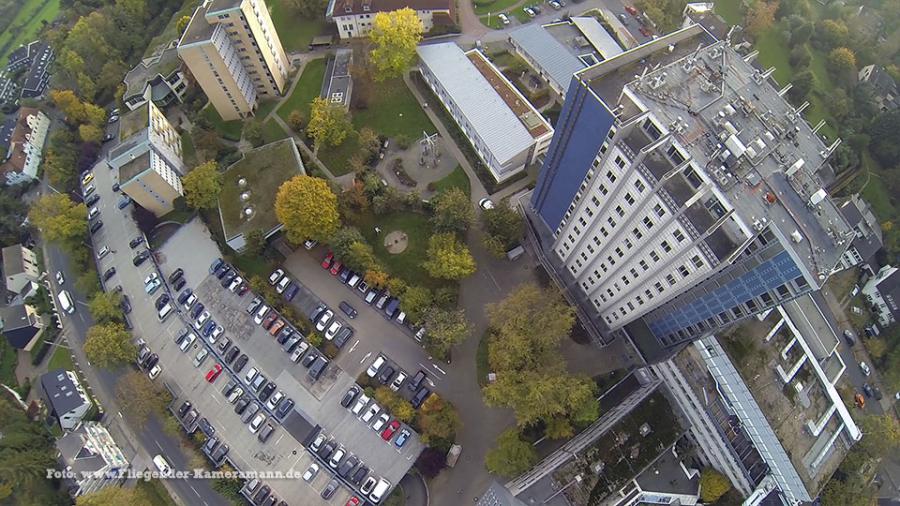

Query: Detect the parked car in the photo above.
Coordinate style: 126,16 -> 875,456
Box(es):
339,301 -> 358,319
177,288 -> 192,305
409,370 -> 427,392
168,268 -> 184,284
859,361 -> 871,376
330,261 -> 343,276
395,429 -> 411,448
411,387 -> 432,408
498,12 -> 510,24
334,326 -> 354,348
129,236 -> 145,249
132,250 -> 150,266
233,354 -> 249,373
381,420 -> 400,440
303,463 -> 319,482
206,364 -> 223,382
266,391 -> 284,411
325,321 -> 342,340
390,371 -> 407,391
352,394 -> 370,415
276,398 -> 294,419
284,283 -> 299,301
290,342 -> 309,362
316,310 -> 334,331
276,276 -> 291,294
377,365 -> 395,384
261,311 -> 278,329
321,479 -> 339,500
341,386 -> 360,408
103,267 -> 116,281
371,413 -> 389,432
367,355 -> 385,377
321,252 -> 335,269
268,269 -> 284,285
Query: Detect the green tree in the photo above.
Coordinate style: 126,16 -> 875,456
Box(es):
482,203 -> 524,256
182,160 -> 222,209
369,8 -> 424,81
400,285 -> 432,323
330,227 -> 367,260
431,187 -> 474,233
176,15 -> 191,35
243,121 -> 264,147
816,18 -> 848,49
88,291 -> 123,323
485,429 -> 537,477
77,486 -> 154,506
483,371 -> 597,435
346,241 -> 380,272
243,229 -> 267,256
275,175 -> 341,243
422,307 -> 472,358
868,111 -> 900,167
84,323 -> 134,368
374,387 -> 415,423
28,194 -> 87,246
699,468 -> 732,503
288,109 -> 304,131
78,124 -> 103,143
788,70 -> 815,103
358,126 -> 381,157
115,371 -> 172,427
0,398 -> 62,503
422,233 -> 476,280
415,394 -> 460,445
307,97 -> 353,148
827,47 -> 857,77
856,414 -> 900,459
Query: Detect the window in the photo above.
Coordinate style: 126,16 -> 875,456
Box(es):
633,227 -> 643,240
627,301 -> 634,311
645,289 -> 654,300
661,240 -> 672,252
666,274 -> 677,286
598,184 -> 608,195
615,205 -> 625,217
654,203 -> 665,217
578,217 -> 587,227
586,207 -> 594,217
580,252 -> 588,261
691,255 -> 704,268
587,244 -> 595,254
678,265 -> 689,277
622,276 -> 630,286
608,255 -> 616,266
607,217 -> 616,227
634,179 -> 646,193
639,260 -> 649,271
650,250 -> 660,262
674,229 -> 685,243
567,234 -> 575,243
599,143 -> 608,154
630,268 -> 638,278
601,263 -> 608,272
615,247 -> 624,258
636,295 -> 643,305
624,193 -> 635,205
615,156 -> 626,169
643,216 -> 654,228
607,171 -> 617,183
655,282 -> 664,293
600,227 -> 609,237
573,226 -> 580,235
624,238 -> 633,249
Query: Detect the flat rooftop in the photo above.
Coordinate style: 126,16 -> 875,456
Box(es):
581,25 -> 853,285
219,140 -> 304,240
119,150 -> 151,183
124,46 -> 181,98
119,102 -> 149,142
178,4 -> 216,47
322,49 -> 352,108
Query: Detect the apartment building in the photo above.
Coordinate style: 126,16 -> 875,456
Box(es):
56,422 -> 129,497
178,0 -> 289,120
2,243 -> 40,295
327,0 -> 453,39
41,370 -> 92,431
834,194 -> 882,274
525,25 -> 853,360
0,107 -> 50,185
123,45 -> 188,111
108,101 -> 185,216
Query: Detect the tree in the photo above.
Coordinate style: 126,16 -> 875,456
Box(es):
182,160 -> 222,209
346,241 -> 380,272
288,110 -> 304,131
415,394 -> 460,444
77,486 -> 154,506
415,447 -> 447,479
422,307 -> 472,357
788,45 -> 811,69
400,285 -> 432,323
482,203 -> 524,256
28,194 -> 87,246
856,414 -> 900,459
699,469 -> 732,503
88,291 -> 122,323
115,371 -> 172,427
369,8 -> 424,81
431,187 -> 474,233
827,47 -> 857,77
422,233 -> 476,280
243,121 -> 264,147
485,429 -> 537,477
243,229 -> 267,256
84,323 -> 135,368
330,227 -> 367,260
484,370 -> 598,434
815,19 -> 848,49
0,398 -> 63,504
275,175 -> 341,243
50,89 -> 86,123
868,111 -> 900,167
176,15 -> 191,35
789,18 -> 813,45
788,70 -> 815,103
744,0 -> 779,37
357,127 -> 380,157
307,97 -> 353,148
288,0 -> 327,18
365,269 -> 389,288
374,387 -> 415,422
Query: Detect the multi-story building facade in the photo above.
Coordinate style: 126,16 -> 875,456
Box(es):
2,243 -> 40,295
56,422 -> 129,497
108,101 -> 185,216
178,0 -> 289,120
123,45 -> 188,111
0,107 -> 50,185
525,25 -> 853,361
327,0 -> 453,39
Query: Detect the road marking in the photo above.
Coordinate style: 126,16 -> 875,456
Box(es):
359,351 -> 372,364
189,485 -> 201,498
348,339 -> 360,354
430,363 -> 447,375
209,394 -> 221,405
154,440 -> 164,452
274,434 -> 284,446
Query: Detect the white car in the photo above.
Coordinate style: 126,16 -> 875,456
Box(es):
148,364 -> 162,380
266,391 -> 284,411
210,325 -> 224,343
303,240 -> 317,250
325,321 -> 342,340
228,386 -> 244,403
179,333 -> 196,352
228,276 -> 243,291
310,433 -> 326,452
367,355 -> 385,377
88,206 -> 99,220
302,463 -> 319,482
183,293 -> 197,308
194,311 -> 210,330
329,447 -> 345,468
361,403 -> 380,423
144,278 -> 161,294
144,272 -> 158,285
479,197 -> 495,210
55,271 -> 65,285
276,276 -> 291,294
193,348 -> 208,367
249,413 -> 266,433
859,361 -> 871,376
290,341 -> 309,362
253,305 -> 269,325
316,310 -> 334,332
371,413 -> 389,432
268,269 -> 284,285
391,371 -> 408,391
152,455 -> 172,476
245,367 -> 259,384
96,245 -> 110,260
352,394 -> 371,415
498,12 -> 510,25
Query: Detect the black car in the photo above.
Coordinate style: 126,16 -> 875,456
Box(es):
168,268 -> 184,284
224,346 -> 240,364
233,354 -> 249,373
173,277 -> 186,291
258,382 -> 276,402
120,295 -> 132,314
411,387 -> 432,408
339,267 -> 352,283
350,465 -> 369,485
177,288 -> 192,305
275,398 -> 294,419
177,401 -> 192,418
377,365 -> 395,384
103,267 -> 116,281
321,479 -> 339,500
155,293 -> 170,310
129,236 -> 144,249
339,301 -> 357,319
112,182 -> 120,192
338,455 -> 359,478
222,379 -> 237,397
301,351 -> 318,368
318,441 -> 336,460
341,386 -> 359,407
276,327 -> 292,345
220,271 -> 236,287
254,485 -> 271,504
408,370 -> 426,392
334,326 -> 354,348
234,395 -> 251,414
308,356 -> 328,380
308,304 -> 326,322
86,194 -> 100,206
203,436 -> 219,454
211,443 -> 229,463
198,418 -> 215,437
214,264 -> 230,279
89,220 -> 103,234
283,283 -> 299,301
210,258 -> 224,273
132,250 -> 150,266
144,353 -> 159,369
190,303 -> 205,319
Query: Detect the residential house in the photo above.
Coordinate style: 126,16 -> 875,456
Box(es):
57,422 -> 129,497
858,64 -> 898,112
327,0 -> 453,39
0,303 -> 44,349
7,41 -> 53,99
862,265 -> 900,327
2,243 -> 40,295
41,370 -> 92,431
0,107 -> 50,185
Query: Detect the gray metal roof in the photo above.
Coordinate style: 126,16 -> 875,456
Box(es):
509,23 -> 585,92
417,43 -> 533,166
41,369 -> 89,416
570,17 -> 623,59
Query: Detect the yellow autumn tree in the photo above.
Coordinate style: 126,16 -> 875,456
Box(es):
275,175 -> 340,243
369,8 -> 423,81
307,97 -> 353,148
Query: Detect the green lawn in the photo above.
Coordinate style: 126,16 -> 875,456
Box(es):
144,0 -> 197,57
47,345 -> 75,372
136,480 -> 177,506
714,0 -> 742,26
754,29 -> 793,86
0,339 -> 18,387
354,211 -> 447,289
261,119 -> 290,144
180,131 -> 196,167
0,0 -> 60,62
432,165 -> 471,196
860,152 -> 895,218
352,79 -> 435,139
276,58 -> 328,127
476,332 -> 490,387
269,0 -> 329,52
512,8 -> 533,23
201,105 -> 243,141
474,0 -> 522,16
257,99 -> 280,120
317,133 -> 361,176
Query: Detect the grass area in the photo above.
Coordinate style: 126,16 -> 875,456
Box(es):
317,133 -> 361,176
352,79 -> 435,139
181,131 -> 196,167
261,119 -> 291,144
860,152 -> 895,218
219,140 -> 303,240
257,99 -> 280,120
353,211 -> 448,289
512,8 -> 532,23
714,0 -> 742,26
231,253 -> 275,278
136,480 -> 177,506
479,14 -> 506,29
159,209 -> 194,224
474,0 -> 522,16
276,58 -> 328,127
201,105 -> 243,141
47,344 -> 75,371
754,29 -> 793,87
432,165 -> 471,196
0,0 -> 60,62
476,332 -> 490,387
0,339 -> 18,387
144,0 -> 197,57
269,0 -> 330,52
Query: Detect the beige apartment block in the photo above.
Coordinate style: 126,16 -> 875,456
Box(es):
178,0 -> 289,120
119,151 -> 184,216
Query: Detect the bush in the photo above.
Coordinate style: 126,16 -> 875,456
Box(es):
415,447 -> 447,478
789,45 -> 811,69
321,342 -> 339,359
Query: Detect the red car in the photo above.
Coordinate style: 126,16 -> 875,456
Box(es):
329,260 -> 343,276
237,283 -> 249,296
625,5 -> 638,15
321,251 -> 334,269
261,311 -> 279,329
381,420 -> 400,441
345,498 -> 360,506
639,25 -> 652,37
206,364 -> 223,382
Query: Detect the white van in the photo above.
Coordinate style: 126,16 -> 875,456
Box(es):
158,303 -> 174,321
369,478 -> 391,503
152,455 -> 172,476
57,290 -> 75,314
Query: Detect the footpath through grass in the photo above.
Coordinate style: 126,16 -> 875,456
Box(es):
0,0 -> 60,62
353,211 -> 448,289
277,58 -> 328,126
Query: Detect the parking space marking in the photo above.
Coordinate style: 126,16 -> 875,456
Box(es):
274,434 -> 284,446
348,339 -> 360,354
431,363 -> 447,375
359,351 -> 372,364
209,394 -> 221,406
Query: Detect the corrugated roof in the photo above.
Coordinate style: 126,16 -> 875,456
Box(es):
570,17 -> 623,59
509,24 -> 585,92
417,43 -> 533,166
